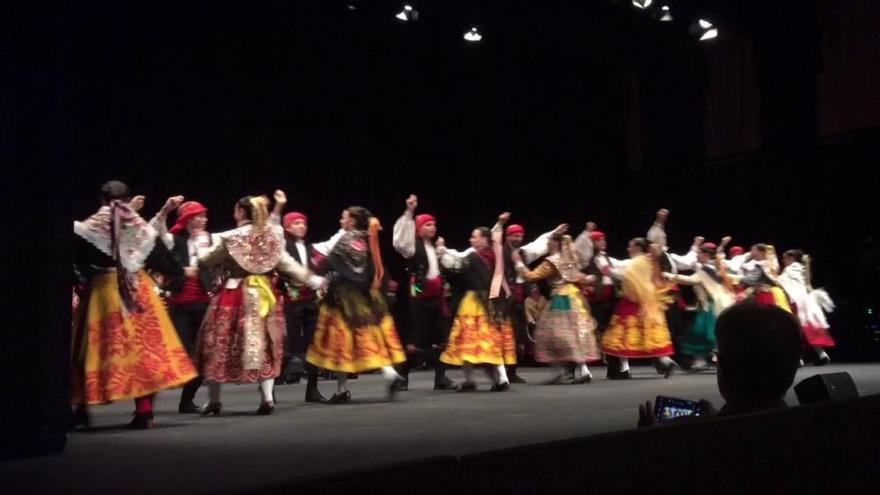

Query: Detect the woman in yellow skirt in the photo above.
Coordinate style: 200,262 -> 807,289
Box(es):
72,181 -> 197,429
435,215 -> 517,392
306,207 -> 406,403
600,238 -> 679,379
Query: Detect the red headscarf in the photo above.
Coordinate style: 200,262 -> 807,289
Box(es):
170,201 -> 208,234
730,246 -> 745,256
283,211 -> 308,229
415,214 -> 436,236
505,224 -> 525,236
589,231 -> 606,242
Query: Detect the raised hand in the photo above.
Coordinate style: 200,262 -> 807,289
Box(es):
586,222 -> 597,232
129,195 -> 146,212
694,236 -> 705,246
435,236 -> 446,249
656,208 -> 670,222
720,236 -> 732,247
160,195 -> 184,215
273,190 -> 287,205
406,194 -> 418,212
554,223 -> 570,235
497,212 -> 512,225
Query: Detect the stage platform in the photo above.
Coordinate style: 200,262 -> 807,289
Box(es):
5,364 -> 880,494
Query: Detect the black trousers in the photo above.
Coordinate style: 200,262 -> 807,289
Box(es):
590,297 -> 619,370
398,297 -> 449,381
283,300 -> 319,375
170,302 -> 208,405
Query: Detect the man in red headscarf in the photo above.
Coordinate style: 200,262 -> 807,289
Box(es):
392,195 -> 457,391
150,196 -> 214,414
272,190 -> 345,403
500,218 -> 569,383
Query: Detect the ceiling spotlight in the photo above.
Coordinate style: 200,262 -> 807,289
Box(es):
659,6 -> 673,22
395,5 -> 419,22
464,26 -> 482,42
699,28 -> 719,41
632,0 -> 653,9
690,19 -> 719,42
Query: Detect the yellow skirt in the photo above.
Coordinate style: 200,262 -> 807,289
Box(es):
306,299 -> 406,373
72,271 -> 197,405
440,291 -> 517,366
600,298 -> 674,358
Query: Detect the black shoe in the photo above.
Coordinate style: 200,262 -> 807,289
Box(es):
256,402 -> 275,415
389,377 -> 407,401
573,373 -> 593,384
433,376 -> 457,391
490,381 -> 511,392
509,374 -> 528,384
201,402 -> 222,416
607,369 -> 632,380
456,382 -> 477,392
126,412 -> 153,430
328,391 -> 351,404
305,388 -> 327,403
178,401 -> 205,414
655,360 -> 680,379
816,355 -> 831,366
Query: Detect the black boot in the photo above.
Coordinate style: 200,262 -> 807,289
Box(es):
433,364 -> 456,390
507,365 -> 527,384
304,365 -> 327,403
179,376 -> 205,414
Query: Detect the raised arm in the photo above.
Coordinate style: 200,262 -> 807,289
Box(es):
149,195 -> 184,250
520,223 -> 568,264
392,195 -> 418,259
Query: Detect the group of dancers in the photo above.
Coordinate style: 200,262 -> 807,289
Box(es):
71,182 -> 836,429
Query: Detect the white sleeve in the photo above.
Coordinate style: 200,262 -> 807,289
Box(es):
670,248 -> 698,271
647,222 -> 667,248
312,229 -> 345,257
149,213 -> 175,250
439,247 -> 473,271
724,253 -> 748,272
278,251 -> 324,290
392,211 -> 416,259
605,257 -> 629,280
573,231 -> 594,266
521,230 -> 553,264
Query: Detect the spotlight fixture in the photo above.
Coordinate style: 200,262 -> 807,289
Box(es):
395,4 -> 419,22
659,5 -> 673,22
690,18 -> 719,41
632,0 -> 653,9
464,26 -> 482,42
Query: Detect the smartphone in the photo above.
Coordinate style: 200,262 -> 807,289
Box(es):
654,395 -> 705,423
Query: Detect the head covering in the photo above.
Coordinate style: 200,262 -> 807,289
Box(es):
590,231 -> 606,242
701,242 -> 718,254
505,224 -> 525,236
170,201 -> 208,234
730,246 -> 745,256
415,214 -> 436,235
283,211 -> 308,229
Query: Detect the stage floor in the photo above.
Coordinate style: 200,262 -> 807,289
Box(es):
5,364 -> 880,494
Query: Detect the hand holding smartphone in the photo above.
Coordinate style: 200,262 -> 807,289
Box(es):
654,395 -> 706,423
